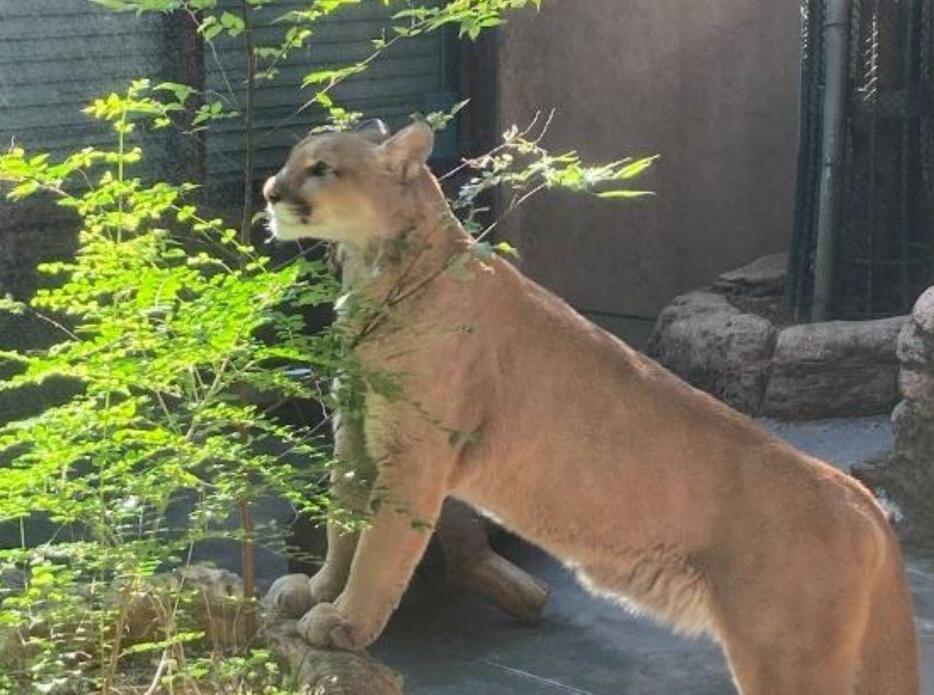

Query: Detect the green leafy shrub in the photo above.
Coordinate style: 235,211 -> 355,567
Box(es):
0,1 -> 653,692
0,78 -> 342,693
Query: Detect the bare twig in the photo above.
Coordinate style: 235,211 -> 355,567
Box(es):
141,649 -> 169,695
473,182 -> 547,245
184,7 -> 240,111
100,579 -> 137,695
438,110 -> 549,182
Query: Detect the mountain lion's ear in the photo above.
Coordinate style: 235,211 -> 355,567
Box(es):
355,119 -> 390,144
380,121 -> 434,182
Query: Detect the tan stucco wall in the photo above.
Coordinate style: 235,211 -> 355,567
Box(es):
496,0 -> 801,341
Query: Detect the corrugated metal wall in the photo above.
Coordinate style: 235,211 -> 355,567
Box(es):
1,0 -> 454,180
205,0 -> 456,188
0,0 -> 458,298
0,0 -> 173,174
0,0 -> 173,301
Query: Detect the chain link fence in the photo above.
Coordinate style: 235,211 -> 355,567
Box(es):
788,0 -> 934,320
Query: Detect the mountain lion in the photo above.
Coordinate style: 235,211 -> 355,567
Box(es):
263,120 -> 919,695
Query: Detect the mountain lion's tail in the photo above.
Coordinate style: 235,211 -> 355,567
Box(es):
855,524 -> 919,695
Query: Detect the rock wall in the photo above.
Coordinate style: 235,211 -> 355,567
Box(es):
761,318 -> 904,419
648,253 -> 906,419
648,290 -> 776,414
856,288 -> 934,545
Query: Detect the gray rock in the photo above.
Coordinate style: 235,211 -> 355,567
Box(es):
650,289 -> 736,326
899,367 -> 934,406
762,317 -> 905,419
896,320 -> 933,368
648,290 -> 776,414
713,252 -> 788,297
860,287 -> 934,546
912,286 -> 934,334
651,256 -> 907,420
264,573 -> 314,619
891,400 -> 934,460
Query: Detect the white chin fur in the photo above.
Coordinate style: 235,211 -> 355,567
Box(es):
266,203 -> 320,241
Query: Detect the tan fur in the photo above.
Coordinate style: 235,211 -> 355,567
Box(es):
264,123 -> 920,695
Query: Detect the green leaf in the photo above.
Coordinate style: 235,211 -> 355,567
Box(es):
597,190 -> 656,199
469,241 -> 494,261
154,81 -> 195,106
615,155 -> 659,180
0,295 -> 27,315
494,241 -> 520,259
219,11 -> 246,36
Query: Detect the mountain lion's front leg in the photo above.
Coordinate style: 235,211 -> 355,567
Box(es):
308,412 -> 376,604
298,443 -> 450,650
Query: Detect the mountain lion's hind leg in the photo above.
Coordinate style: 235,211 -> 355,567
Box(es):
723,639 -> 860,695
715,545 -> 872,695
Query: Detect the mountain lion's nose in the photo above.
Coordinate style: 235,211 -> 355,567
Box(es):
263,176 -> 281,203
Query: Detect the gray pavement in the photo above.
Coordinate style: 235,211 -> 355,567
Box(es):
370,416 -> 934,694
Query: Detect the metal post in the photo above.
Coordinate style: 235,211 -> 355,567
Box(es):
812,0 -> 853,321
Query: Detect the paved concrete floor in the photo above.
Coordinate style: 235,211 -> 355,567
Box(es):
370,416 -> 934,694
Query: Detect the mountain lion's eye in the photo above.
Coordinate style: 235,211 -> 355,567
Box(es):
305,161 -> 331,177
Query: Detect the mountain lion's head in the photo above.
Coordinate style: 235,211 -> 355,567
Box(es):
263,120 -> 436,246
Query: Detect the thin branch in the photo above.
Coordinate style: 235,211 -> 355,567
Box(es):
259,33 -> 401,142
239,0 -> 258,245
19,305 -> 80,342
142,650 -> 169,695
438,110 -> 548,182
184,7 -> 240,111
473,182 -> 547,246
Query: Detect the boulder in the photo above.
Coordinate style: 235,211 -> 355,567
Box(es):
911,286 -> 934,334
761,317 -> 905,419
713,252 -> 788,297
898,367 -> 934,406
890,400 -> 934,460
648,290 -> 776,414
895,319 -> 933,368
857,288 -> 934,546
650,253 -> 907,419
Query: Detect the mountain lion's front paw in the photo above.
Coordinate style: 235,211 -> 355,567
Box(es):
297,602 -> 359,650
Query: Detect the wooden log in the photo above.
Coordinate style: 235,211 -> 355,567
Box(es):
436,499 -> 550,625
262,575 -> 403,694
266,621 -> 403,695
